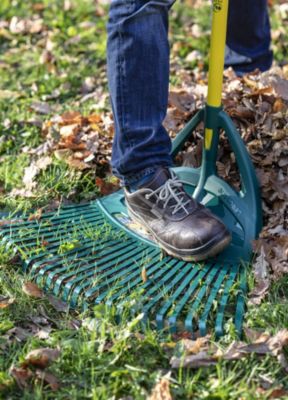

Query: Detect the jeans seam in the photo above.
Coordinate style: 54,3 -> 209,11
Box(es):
117,28 -> 135,172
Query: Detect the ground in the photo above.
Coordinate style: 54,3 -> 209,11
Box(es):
0,0 -> 288,399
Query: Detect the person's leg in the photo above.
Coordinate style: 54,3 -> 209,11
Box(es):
226,0 -> 273,74
106,0 -> 231,261
107,0 -> 175,188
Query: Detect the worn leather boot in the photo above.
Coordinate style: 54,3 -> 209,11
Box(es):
124,167 -> 231,261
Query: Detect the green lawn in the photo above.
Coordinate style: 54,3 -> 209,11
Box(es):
0,1 -> 288,399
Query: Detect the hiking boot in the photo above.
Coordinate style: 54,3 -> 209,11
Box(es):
124,167 -> 231,261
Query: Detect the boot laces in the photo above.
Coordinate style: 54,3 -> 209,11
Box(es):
146,171 -> 191,215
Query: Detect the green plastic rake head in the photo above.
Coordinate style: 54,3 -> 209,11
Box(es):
0,0 -> 262,337
0,193 -> 247,337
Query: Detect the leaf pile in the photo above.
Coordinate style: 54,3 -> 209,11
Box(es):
42,110 -> 114,173
225,68 -> 288,289
163,65 -> 288,297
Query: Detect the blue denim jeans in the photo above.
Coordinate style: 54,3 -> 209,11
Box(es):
107,0 -> 272,186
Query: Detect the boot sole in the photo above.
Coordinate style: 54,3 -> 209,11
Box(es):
127,205 -> 231,262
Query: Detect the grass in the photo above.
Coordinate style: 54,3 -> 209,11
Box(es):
0,0 -> 288,399
0,269 -> 288,399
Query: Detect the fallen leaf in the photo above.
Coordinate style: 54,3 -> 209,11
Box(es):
171,350 -> 218,368
169,90 -> 195,114
141,267 -> 147,283
172,331 -> 193,341
54,148 -> 73,161
35,156 -> 53,170
6,327 -> 31,342
23,347 -> 60,369
35,369 -> 60,391
244,327 -> 266,342
269,75 -> 288,101
95,177 -> 119,195
23,164 -> 39,190
9,366 -> 33,389
66,157 -> 89,170
0,296 -> 15,309
0,90 -> 22,99
9,16 -> 44,34
269,388 -> 288,399
22,282 -> 44,299
171,330 -> 288,369
47,294 -> 69,312
64,319 -> 81,330
29,315 -> 49,326
180,337 -> 210,354
28,208 -> 43,221
248,246 -> 270,305
60,111 -> 82,125
59,123 -> 80,138
34,327 -> 52,340
87,114 -> 102,124
148,375 -> 173,400
30,102 -> 51,115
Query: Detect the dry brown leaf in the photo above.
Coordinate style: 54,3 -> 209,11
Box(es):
59,139 -> 87,151
95,177 -> 119,195
169,90 -> 195,114
228,105 -> 255,120
248,246 -> 270,305
30,101 -> 51,115
59,123 -> 80,138
9,16 -> 44,34
6,327 -> 31,342
148,375 -> 173,400
273,98 -> 286,113
23,164 -> 39,190
32,3 -> 46,11
269,75 -> 288,101
87,114 -> 102,124
35,156 -> 53,170
172,331 -> 193,341
28,208 -> 43,221
268,388 -> 288,399
244,327 -> 266,342
0,296 -> 15,309
66,157 -> 89,170
35,369 -> 60,391
60,111 -> 82,125
47,294 -> 69,312
9,366 -> 33,389
64,319 -> 82,330
23,347 -> 60,369
34,327 -> 52,340
141,267 -> 147,283
171,350 -> 218,369
0,89 -> 22,99
171,330 -> 288,369
54,148 -> 73,161
22,282 -> 44,299
180,337 -> 210,354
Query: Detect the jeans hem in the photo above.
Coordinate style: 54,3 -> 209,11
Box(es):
114,164 -> 171,187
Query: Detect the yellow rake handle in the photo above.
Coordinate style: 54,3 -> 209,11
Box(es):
207,0 -> 229,108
